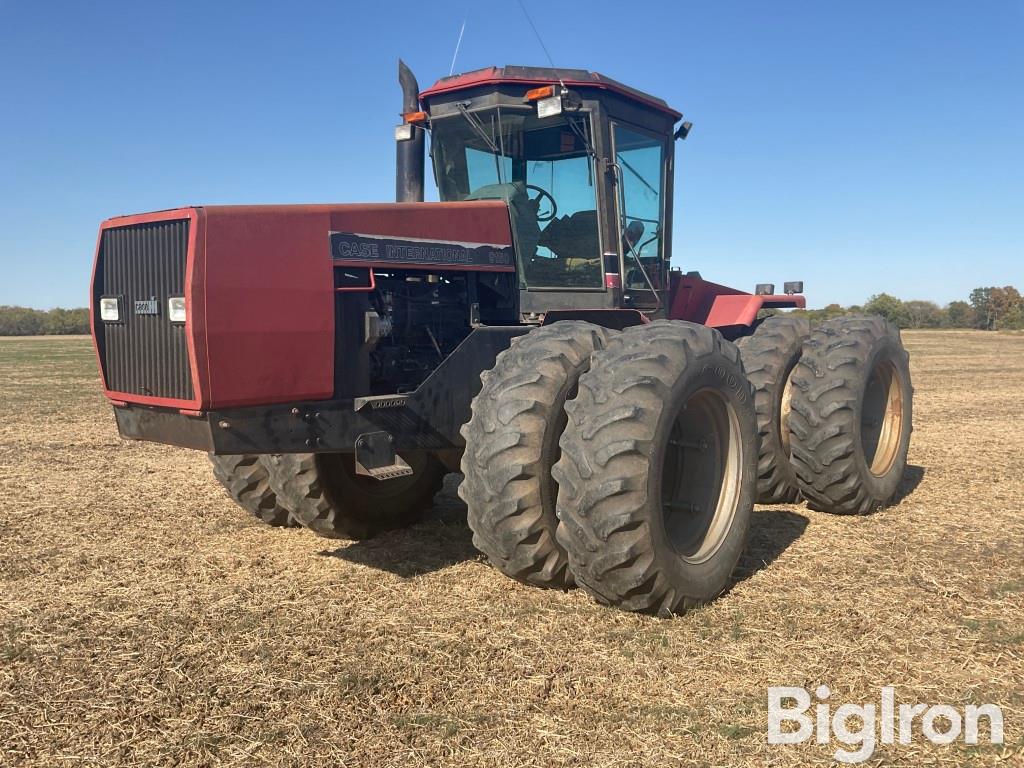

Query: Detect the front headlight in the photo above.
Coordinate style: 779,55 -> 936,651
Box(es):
536,94 -> 563,119
99,296 -> 120,322
168,296 -> 187,324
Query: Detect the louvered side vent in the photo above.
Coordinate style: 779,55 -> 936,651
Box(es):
94,220 -> 194,401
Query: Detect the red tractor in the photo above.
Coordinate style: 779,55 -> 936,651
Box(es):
90,63 -> 913,615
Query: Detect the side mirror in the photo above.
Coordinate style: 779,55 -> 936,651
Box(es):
625,220 -> 645,247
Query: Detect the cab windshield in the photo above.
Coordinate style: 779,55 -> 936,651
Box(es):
431,109 -> 602,289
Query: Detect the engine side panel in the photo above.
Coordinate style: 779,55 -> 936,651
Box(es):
202,205 -> 336,408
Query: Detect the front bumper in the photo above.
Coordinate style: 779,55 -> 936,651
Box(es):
112,325 -> 528,455
114,395 -> 454,455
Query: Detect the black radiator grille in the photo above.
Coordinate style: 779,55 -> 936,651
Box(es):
94,220 -> 194,401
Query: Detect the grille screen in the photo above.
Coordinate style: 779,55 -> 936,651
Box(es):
94,220 -> 194,401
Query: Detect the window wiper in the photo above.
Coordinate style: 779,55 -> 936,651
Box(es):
456,103 -> 509,185
456,103 -> 500,155
567,115 -> 596,159
618,155 -> 658,196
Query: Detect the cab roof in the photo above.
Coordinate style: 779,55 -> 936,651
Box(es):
420,65 -> 682,120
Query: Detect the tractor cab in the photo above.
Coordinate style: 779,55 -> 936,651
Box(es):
414,66 -> 686,318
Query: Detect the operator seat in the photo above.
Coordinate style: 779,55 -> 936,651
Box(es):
538,210 -> 600,265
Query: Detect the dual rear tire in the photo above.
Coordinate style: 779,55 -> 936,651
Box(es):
788,316 -> 913,514
462,320 -> 758,615
552,321 -> 758,616
736,314 -> 913,514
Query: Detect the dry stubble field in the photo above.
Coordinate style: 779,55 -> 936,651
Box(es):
1,330 -> 1022,767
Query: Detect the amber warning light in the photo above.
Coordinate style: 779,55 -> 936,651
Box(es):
525,85 -> 555,101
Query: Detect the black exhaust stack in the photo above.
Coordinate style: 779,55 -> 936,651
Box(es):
396,59 -> 425,203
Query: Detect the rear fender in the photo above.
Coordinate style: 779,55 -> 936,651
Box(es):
669,273 -> 805,333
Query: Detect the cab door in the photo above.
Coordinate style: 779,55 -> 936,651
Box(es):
611,123 -> 670,313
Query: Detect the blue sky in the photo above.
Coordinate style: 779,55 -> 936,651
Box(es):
1,0 -> 1020,309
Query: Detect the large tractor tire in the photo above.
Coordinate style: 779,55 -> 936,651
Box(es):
208,454 -> 297,527
736,315 -> 810,503
788,315 -> 912,514
459,321 -> 612,589
266,452 -> 447,539
553,320 -> 758,616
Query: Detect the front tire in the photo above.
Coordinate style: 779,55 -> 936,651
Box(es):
459,321 -> 612,589
788,315 -> 913,514
266,452 -> 446,539
553,321 -> 758,616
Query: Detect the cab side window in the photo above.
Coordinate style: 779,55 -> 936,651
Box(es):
614,126 -> 665,294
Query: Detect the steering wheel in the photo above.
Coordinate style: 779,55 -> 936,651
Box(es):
526,184 -> 557,222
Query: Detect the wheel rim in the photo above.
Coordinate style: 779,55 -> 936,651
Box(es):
861,358 -> 905,477
661,388 -> 744,564
778,360 -> 797,457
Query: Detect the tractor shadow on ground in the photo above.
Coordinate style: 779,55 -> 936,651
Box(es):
731,507 -> 810,583
319,474 -> 478,578
730,464 -> 925,583
892,464 -> 926,504
322,466 -> 925,580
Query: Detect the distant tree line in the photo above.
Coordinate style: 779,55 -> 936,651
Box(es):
786,285 -> 1024,330
0,306 -> 90,335
2,285 -> 1021,335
